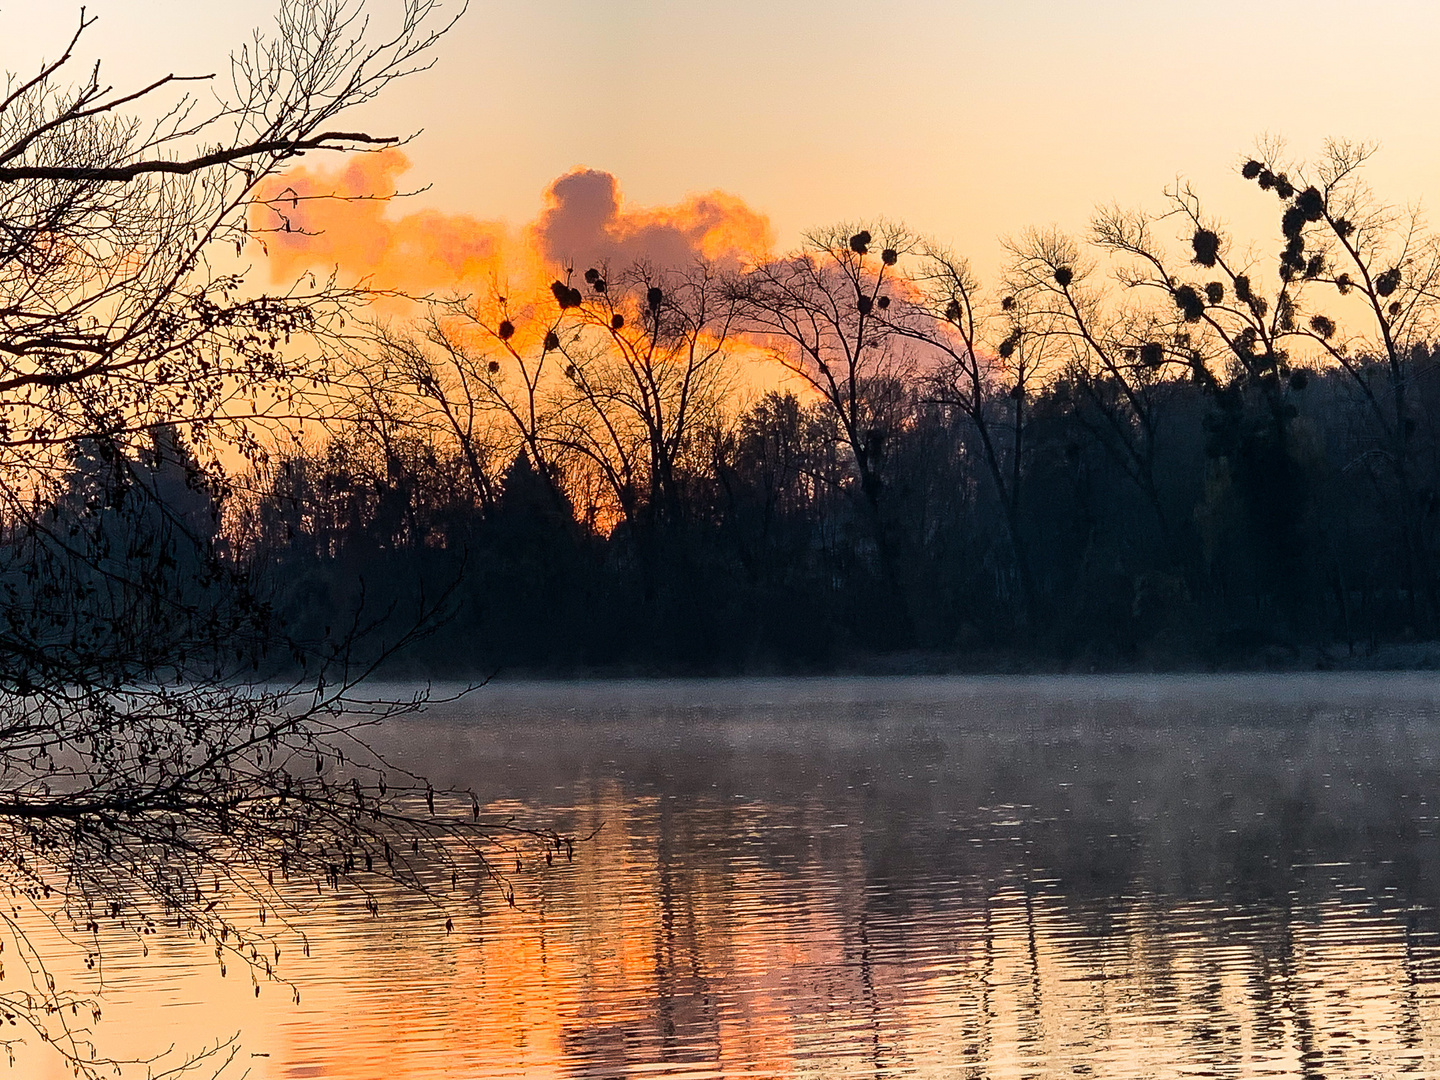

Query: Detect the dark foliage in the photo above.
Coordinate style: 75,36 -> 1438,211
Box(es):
240,338 -> 1440,672
1191,229 -> 1221,267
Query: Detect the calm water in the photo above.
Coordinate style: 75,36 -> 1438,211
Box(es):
37,674 -> 1440,1078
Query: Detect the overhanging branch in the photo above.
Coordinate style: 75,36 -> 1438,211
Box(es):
0,131 -> 397,184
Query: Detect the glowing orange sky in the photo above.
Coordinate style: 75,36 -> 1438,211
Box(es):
6,1 -> 1440,286
255,151 -> 773,296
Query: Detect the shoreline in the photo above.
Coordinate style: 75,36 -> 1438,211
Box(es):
372,639 -> 1440,683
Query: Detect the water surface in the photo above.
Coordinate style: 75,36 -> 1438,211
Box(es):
47,675 -> 1440,1078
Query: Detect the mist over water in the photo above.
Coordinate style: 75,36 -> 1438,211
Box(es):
77,676 -> 1440,1078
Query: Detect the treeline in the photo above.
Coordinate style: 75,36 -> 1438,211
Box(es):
60,144 -> 1440,672
223,354 -> 1439,672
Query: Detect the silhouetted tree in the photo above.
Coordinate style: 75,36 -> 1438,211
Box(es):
1091,180 -> 1321,627
734,223 -> 921,639
373,259 -> 741,650
1004,229 -> 1196,573
242,145 -> 1440,675
0,4 -> 571,1076
1238,140 -> 1440,630
889,241 -> 1051,632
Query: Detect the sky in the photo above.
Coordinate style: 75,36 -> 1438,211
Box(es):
6,0 -> 1440,285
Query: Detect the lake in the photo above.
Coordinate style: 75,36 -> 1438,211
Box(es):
36,674 -> 1440,1078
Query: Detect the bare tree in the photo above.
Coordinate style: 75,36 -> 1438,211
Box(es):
556,261 -> 738,541
373,259 -> 740,573
733,224 -> 920,625
885,240 -> 1057,631
1067,145 -> 1440,626
1083,173 -> 1330,617
0,4 -> 578,1076
370,315 -> 510,513
0,0 -> 462,478
1236,140 -> 1440,626
1003,228 -> 1195,571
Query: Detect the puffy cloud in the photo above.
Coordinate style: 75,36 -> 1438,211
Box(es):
252,150 -> 509,292
533,168 -> 773,271
253,156 -> 772,293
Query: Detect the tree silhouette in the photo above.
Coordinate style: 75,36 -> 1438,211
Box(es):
0,4 -> 573,1076
264,148 -> 1440,668
733,224 -> 921,640
1239,140 -> 1440,629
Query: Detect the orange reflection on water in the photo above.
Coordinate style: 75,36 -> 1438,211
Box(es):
22,676 -> 1440,1079
52,795 -> 1440,1079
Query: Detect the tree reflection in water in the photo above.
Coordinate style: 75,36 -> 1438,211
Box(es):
53,675 -> 1440,1078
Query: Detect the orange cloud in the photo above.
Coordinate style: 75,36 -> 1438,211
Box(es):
253,150 -> 509,293
533,168 -> 774,272
253,155 -> 773,296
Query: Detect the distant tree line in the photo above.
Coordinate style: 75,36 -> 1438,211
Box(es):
127,142 -> 1440,671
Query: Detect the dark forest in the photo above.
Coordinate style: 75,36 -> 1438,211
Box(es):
77,141 -> 1437,675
